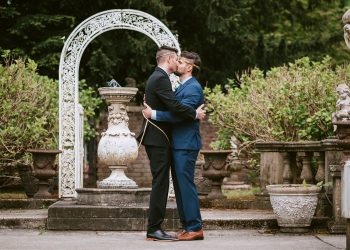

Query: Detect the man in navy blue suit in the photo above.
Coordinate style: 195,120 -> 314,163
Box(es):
143,51 -> 205,241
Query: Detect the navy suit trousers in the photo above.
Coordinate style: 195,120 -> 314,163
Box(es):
172,149 -> 202,232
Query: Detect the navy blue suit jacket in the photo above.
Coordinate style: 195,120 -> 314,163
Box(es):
155,77 -> 204,150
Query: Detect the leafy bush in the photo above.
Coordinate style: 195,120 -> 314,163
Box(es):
79,79 -> 102,140
0,55 -> 102,167
0,57 -> 59,165
205,57 -> 350,149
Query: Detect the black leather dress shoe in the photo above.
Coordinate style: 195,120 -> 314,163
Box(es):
146,230 -> 178,241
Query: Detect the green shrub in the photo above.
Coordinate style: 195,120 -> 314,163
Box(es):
0,57 -> 59,165
0,55 -> 102,166
79,79 -> 103,140
205,57 -> 350,149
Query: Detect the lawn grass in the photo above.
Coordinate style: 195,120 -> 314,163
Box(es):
222,186 -> 260,200
0,191 -> 27,199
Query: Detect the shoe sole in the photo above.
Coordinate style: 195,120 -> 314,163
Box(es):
146,237 -> 178,242
179,237 -> 204,241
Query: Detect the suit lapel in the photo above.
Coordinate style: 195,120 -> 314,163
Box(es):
175,77 -> 193,96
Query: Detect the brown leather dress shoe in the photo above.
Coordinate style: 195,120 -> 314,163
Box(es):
178,229 -> 204,241
176,229 -> 186,237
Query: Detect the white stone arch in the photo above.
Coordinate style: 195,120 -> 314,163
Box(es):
59,9 -> 180,198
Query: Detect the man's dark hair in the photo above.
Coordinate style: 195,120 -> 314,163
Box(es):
181,51 -> 201,76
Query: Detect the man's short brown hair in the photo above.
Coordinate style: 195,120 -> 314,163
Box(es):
181,51 -> 201,75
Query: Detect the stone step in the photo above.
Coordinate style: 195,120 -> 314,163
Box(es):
0,201 -> 329,232
47,201 -> 328,231
0,209 -> 47,229
0,199 -> 57,209
47,200 -> 180,231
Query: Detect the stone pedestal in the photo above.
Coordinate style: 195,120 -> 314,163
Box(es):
76,188 -> 151,207
328,163 -> 346,233
254,143 -> 285,194
347,219 -> 350,248
222,154 -> 250,191
97,87 -> 139,189
332,121 -> 350,234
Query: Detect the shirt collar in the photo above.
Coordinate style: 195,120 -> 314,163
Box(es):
180,76 -> 192,85
158,65 -> 170,75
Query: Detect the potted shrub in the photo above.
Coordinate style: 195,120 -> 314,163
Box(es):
0,57 -> 59,196
0,55 -> 101,197
204,57 -> 346,146
204,57 -> 349,229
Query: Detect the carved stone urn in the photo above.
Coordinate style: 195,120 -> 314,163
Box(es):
27,149 -> 61,198
97,87 -> 139,189
267,184 -> 321,233
200,150 -> 231,199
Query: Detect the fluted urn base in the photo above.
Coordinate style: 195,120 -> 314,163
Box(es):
97,166 -> 138,189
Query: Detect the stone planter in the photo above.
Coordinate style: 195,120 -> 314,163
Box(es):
27,149 -> 61,198
194,159 -> 211,196
17,163 -> 39,197
267,184 -> 321,232
200,150 -> 231,199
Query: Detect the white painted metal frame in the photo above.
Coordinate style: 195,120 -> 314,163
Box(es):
59,9 -> 180,198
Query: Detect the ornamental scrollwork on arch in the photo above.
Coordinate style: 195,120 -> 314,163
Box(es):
59,9 -> 180,197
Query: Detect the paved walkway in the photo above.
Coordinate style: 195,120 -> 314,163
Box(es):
0,208 -> 345,249
0,229 -> 345,250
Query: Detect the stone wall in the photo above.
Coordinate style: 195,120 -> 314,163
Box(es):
96,106 -> 219,187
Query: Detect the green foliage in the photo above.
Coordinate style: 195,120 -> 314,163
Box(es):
1,1 -> 349,90
205,57 -> 350,148
0,0 -> 171,96
302,180 -> 332,188
168,0 -> 350,87
0,55 -> 102,166
79,80 -> 103,140
0,57 -> 59,165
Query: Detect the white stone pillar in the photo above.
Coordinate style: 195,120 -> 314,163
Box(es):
342,161 -> 350,218
341,9 -> 350,220
76,104 -> 84,189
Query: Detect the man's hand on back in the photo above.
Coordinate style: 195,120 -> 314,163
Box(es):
196,104 -> 206,120
142,102 -> 152,119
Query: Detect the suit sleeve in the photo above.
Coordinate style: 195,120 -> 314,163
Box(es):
155,84 -> 203,123
156,111 -> 184,123
155,76 -> 196,120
